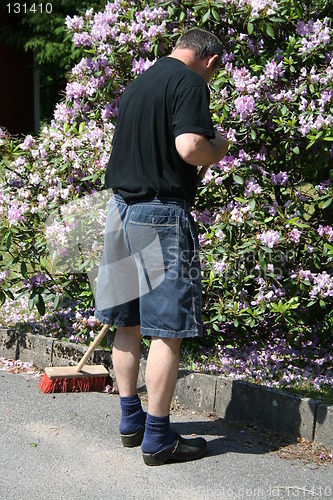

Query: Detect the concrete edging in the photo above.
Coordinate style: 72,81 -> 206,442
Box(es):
0,328 -> 332,448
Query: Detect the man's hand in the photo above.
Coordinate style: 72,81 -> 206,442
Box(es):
175,130 -> 229,167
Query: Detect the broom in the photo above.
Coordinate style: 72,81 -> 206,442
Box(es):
39,166 -> 209,394
38,324 -> 110,393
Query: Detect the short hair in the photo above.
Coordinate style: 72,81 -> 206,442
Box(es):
175,29 -> 223,67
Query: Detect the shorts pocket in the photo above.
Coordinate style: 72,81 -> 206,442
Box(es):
128,212 -> 179,271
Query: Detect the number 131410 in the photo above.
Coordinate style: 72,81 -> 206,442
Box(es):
6,3 -> 53,14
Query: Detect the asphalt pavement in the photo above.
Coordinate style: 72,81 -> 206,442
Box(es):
1,370 -> 332,500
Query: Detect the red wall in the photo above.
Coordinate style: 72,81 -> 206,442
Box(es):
0,11 -> 35,135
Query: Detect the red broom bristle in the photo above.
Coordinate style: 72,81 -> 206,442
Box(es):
38,374 -> 107,394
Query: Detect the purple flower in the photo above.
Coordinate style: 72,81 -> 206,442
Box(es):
65,15 -> 84,31
234,95 -> 255,121
87,316 -> 99,328
245,177 -> 262,197
287,228 -> 301,244
23,272 -> 48,291
73,32 -> 92,48
298,269 -> 314,281
309,272 -> 333,299
257,230 -> 280,248
0,270 -> 10,283
131,57 -> 156,75
297,18 -> 331,54
213,260 -> 226,273
198,234 -> 206,247
20,135 -> 36,150
197,208 -> 213,225
7,199 -> 28,225
232,67 -> 258,93
316,179 -> 331,194
265,60 -> 284,81
318,225 -> 333,242
66,82 -> 86,100
270,171 -> 288,186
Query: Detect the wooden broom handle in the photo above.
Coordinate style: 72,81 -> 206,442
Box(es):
197,165 -> 210,185
76,324 -> 111,372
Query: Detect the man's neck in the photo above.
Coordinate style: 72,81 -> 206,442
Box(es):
168,48 -> 198,68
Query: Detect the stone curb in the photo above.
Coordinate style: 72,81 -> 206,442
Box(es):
1,328 -> 331,448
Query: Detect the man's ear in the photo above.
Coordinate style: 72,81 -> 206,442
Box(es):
206,54 -> 219,69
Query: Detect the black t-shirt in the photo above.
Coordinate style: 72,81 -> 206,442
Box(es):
105,56 -> 215,205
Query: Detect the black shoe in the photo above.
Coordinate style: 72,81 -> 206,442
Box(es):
120,424 -> 145,447
142,433 -> 207,466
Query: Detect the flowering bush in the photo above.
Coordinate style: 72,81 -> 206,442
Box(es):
0,0 -> 332,393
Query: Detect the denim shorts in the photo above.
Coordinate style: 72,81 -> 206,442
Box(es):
94,194 -> 202,338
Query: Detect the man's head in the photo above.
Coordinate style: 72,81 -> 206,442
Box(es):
171,29 -> 223,82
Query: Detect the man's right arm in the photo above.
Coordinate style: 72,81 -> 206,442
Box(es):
175,131 -> 229,166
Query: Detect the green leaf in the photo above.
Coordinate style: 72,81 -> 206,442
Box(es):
211,8 -> 220,22
233,174 -> 244,185
36,294 -> 46,316
202,9 -> 211,23
247,21 -> 254,35
251,129 -> 256,140
6,234 -> 11,250
21,262 -> 27,278
307,300 -> 317,308
53,294 -> 60,310
264,23 -> 275,38
281,105 -> 288,115
258,251 -> 267,272
319,198 -> 332,210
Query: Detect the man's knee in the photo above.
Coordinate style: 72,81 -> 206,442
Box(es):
151,336 -> 182,351
117,325 -> 141,335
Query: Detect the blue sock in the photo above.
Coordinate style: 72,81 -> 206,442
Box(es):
119,395 -> 146,435
141,413 -> 177,454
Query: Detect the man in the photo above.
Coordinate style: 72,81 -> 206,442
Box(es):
95,28 -> 229,466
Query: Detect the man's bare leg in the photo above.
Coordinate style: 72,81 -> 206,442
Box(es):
145,337 -> 182,416
112,325 -> 141,396
112,325 -> 146,445
141,336 -> 206,464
